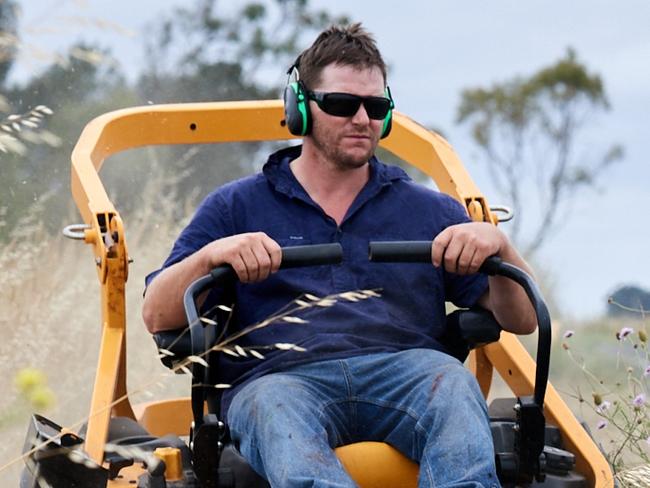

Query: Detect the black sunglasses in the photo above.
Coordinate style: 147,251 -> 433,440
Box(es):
307,90 -> 393,120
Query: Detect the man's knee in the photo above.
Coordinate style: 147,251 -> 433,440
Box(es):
397,349 -> 480,396
228,373 -> 314,432
234,374 -> 297,406
412,356 -> 488,432
432,360 -> 481,394
393,348 -> 464,373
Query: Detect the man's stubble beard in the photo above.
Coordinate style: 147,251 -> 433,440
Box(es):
311,122 -> 378,171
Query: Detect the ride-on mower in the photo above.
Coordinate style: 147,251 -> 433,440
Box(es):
21,101 -> 614,487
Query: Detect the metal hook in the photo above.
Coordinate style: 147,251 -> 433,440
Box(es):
62,223 -> 90,240
490,205 -> 514,223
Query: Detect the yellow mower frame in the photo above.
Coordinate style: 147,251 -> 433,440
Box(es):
68,100 -> 613,487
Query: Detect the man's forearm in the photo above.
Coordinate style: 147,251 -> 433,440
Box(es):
142,247 -> 212,333
142,232 -> 282,334
480,245 -> 537,335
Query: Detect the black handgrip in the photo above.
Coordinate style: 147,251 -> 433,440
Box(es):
208,242 -> 343,281
368,240 -> 502,273
369,241 -> 431,263
280,243 -> 343,269
478,255 -> 503,275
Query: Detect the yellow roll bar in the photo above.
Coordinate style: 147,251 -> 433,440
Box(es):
71,100 -> 613,486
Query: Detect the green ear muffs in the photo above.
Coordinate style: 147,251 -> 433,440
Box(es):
283,66 -> 394,139
283,78 -> 312,136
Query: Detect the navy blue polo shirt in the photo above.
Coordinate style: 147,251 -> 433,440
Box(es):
146,145 -> 488,413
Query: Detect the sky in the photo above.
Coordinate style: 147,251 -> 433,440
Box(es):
13,0 -> 650,320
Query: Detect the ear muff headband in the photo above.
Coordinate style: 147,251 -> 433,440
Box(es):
294,80 -> 310,136
380,86 -> 394,139
298,87 -> 309,135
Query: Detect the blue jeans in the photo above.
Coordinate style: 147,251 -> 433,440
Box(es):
228,349 -> 500,487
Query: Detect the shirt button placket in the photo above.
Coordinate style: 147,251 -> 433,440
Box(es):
332,227 -> 348,291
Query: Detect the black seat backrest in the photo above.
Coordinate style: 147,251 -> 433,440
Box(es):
441,307 -> 502,361
154,329 -> 194,370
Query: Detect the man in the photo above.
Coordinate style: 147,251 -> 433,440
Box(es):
143,23 -> 536,488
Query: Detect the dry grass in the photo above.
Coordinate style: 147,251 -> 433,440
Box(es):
0,154 -> 192,484
0,228 -> 98,482
616,464 -> 650,487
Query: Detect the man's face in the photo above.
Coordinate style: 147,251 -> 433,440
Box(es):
308,63 -> 386,170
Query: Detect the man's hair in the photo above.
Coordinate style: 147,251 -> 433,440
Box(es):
294,23 -> 387,90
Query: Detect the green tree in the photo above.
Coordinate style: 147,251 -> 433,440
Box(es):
0,0 -> 131,235
457,49 -> 623,257
1,43 -> 133,236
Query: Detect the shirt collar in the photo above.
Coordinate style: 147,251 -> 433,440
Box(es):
263,144 -> 409,202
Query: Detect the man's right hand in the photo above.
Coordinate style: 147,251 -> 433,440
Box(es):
143,232 -> 281,333
202,232 -> 282,283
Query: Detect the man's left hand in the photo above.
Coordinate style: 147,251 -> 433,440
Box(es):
431,222 -> 507,275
